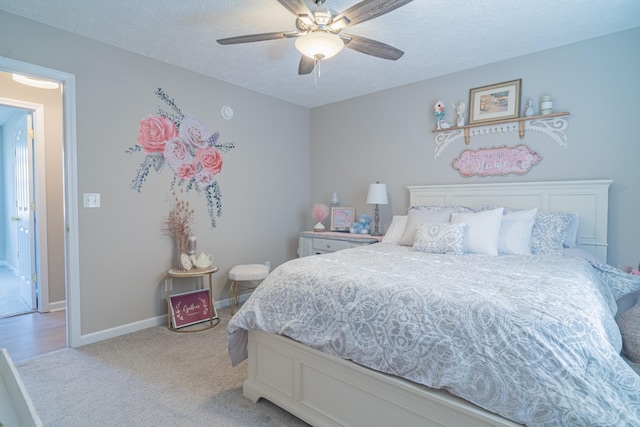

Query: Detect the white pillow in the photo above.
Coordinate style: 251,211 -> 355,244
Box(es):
381,215 -> 407,245
398,208 -> 453,246
498,208 -> 537,255
412,223 -> 465,254
451,208 -> 504,255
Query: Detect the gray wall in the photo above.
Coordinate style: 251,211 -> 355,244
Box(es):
0,11 -> 310,335
1,8 -> 638,339
310,27 -> 640,268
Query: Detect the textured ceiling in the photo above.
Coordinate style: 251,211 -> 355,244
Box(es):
1,0 -> 639,108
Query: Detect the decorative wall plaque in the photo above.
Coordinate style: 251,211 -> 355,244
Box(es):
451,144 -> 541,178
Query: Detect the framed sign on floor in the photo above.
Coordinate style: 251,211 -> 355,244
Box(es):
169,289 -> 218,329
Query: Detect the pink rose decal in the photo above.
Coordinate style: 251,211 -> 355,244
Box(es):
176,162 -> 197,180
128,88 -> 236,228
164,138 -> 193,171
195,170 -> 214,189
196,147 -> 223,176
179,116 -> 209,149
137,115 -> 177,153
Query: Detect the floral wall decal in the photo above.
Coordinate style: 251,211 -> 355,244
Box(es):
126,88 -> 235,227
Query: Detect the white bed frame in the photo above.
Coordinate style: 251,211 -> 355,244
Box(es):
243,180 -> 612,426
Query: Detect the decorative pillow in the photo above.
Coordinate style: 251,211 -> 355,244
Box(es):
562,212 -> 580,248
498,208 -> 537,255
450,208 -> 504,255
618,301 -> 640,363
482,206 -> 580,249
531,212 -> 573,255
381,215 -> 408,245
398,208 -> 453,246
412,223 -> 465,255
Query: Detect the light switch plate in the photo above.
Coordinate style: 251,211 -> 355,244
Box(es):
83,193 -> 101,208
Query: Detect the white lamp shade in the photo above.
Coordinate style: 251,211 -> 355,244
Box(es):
295,31 -> 344,60
366,183 -> 388,205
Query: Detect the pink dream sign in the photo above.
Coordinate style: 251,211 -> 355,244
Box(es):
451,144 -> 541,178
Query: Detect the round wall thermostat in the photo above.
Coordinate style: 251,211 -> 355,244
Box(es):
221,106 -> 234,120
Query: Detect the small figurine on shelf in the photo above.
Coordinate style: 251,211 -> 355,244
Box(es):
351,214 -> 372,235
452,101 -> 466,127
434,101 -> 451,129
524,99 -> 535,117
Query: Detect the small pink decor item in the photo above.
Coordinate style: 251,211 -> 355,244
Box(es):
312,203 -> 330,232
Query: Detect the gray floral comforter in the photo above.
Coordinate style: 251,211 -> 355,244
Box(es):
228,244 -> 640,426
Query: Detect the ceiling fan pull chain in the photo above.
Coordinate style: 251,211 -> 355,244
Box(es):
314,59 -> 320,85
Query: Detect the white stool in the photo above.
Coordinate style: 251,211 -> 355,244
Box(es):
229,264 -> 269,315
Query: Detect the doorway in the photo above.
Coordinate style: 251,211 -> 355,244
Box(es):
0,57 -> 80,351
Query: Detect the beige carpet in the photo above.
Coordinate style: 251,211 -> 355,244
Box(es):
16,312 -> 309,426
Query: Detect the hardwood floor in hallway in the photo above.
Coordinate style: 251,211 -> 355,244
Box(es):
0,310 -> 66,362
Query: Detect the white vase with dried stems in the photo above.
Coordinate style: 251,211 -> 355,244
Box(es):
162,191 -> 195,270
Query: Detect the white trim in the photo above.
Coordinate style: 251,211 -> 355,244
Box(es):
77,299 -> 229,345
47,300 -> 66,312
79,315 -> 166,346
0,56 -> 80,348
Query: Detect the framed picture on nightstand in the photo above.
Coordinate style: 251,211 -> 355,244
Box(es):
330,207 -> 355,231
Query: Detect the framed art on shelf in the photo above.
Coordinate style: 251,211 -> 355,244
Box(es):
469,79 -> 522,124
330,207 -> 355,231
169,288 -> 218,329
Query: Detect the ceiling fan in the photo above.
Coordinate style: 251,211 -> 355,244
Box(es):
217,0 -> 414,75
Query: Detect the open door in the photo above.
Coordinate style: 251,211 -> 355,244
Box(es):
13,111 -> 37,310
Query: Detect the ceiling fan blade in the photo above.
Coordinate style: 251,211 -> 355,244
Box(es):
342,34 -> 404,60
217,31 -> 298,45
298,56 -> 315,75
332,0 -> 413,28
277,0 -> 313,18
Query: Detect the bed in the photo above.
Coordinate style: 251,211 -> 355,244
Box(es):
228,180 -> 640,426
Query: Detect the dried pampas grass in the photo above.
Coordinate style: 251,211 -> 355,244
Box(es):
162,190 -> 195,264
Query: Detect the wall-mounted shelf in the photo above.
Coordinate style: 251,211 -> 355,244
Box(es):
432,112 -> 570,159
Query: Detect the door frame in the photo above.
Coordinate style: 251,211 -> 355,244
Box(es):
0,99 -> 48,312
0,56 -> 81,348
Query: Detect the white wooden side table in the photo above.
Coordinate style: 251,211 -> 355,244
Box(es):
298,231 -> 382,257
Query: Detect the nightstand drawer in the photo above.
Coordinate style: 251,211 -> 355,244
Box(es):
313,238 -> 349,252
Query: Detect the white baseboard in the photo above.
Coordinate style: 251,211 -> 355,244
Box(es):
76,297 -> 245,347
47,300 -> 66,312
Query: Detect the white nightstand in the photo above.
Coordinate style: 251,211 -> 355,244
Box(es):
298,231 -> 382,257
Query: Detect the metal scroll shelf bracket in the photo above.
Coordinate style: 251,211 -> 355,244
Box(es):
432,112 -> 570,159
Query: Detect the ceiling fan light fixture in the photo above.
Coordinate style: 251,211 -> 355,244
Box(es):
295,31 -> 344,60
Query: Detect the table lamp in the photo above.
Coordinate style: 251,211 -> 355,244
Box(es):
366,181 -> 388,236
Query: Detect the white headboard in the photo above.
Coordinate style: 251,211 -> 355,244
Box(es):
408,180 -> 612,263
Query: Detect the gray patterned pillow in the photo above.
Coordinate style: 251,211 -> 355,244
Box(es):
412,223 -> 466,255
531,212 -> 573,255
398,208 -> 453,246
